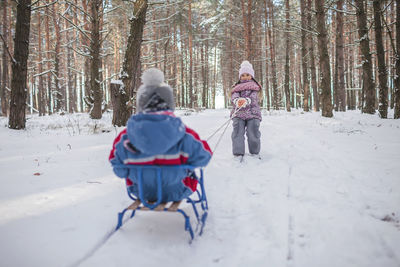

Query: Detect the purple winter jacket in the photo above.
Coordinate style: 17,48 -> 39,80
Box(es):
231,80 -> 262,121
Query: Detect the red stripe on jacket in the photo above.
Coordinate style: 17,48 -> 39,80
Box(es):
185,127 -> 213,156
109,129 -> 127,161
125,155 -> 189,165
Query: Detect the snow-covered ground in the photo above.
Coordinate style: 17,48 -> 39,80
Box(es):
0,109 -> 399,267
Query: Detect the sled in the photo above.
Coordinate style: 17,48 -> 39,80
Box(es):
114,165 -> 208,241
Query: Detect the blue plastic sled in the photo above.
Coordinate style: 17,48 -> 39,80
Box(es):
114,165 -> 208,241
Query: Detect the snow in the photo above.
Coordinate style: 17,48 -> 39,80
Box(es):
0,109 -> 399,267
110,79 -> 124,86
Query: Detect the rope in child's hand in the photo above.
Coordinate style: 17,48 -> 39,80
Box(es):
206,105 -> 242,141
206,105 -> 243,153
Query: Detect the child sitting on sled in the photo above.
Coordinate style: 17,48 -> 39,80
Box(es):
230,60 -> 262,157
109,68 -> 212,203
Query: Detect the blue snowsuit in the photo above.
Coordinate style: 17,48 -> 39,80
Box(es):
109,111 -> 212,202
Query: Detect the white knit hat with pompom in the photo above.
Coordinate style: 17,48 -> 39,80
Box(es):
238,60 -> 255,79
136,68 -> 175,112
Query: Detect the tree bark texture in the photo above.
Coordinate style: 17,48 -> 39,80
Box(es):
52,3 -> 62,111
267,0 -> 279,110
45,1 -> 52,114
284,0 -> 291,112
373,0 -> 388,118
118,0 -> 147,124
110,82 -> 129,126
241,0 -> 252,61
1,0 -> 9,116
335,0 -> 346,112
307,0 -> 319,111
264,0 -> 270,110
300,0 -> 309,112
89,0 -> 102,119
394,1 -> 400,119
315,0 -> 333,117
9,0 -> 32,129
355,0 -> 376,114
188,0 -> 193,107
37,10 -> 45,116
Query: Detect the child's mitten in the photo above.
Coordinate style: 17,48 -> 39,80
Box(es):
235,97 -> 248,108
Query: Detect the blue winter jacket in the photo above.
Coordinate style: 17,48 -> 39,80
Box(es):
109,111 -> 212,202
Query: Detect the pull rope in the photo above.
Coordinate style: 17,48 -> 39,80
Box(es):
206,105 -> 243,153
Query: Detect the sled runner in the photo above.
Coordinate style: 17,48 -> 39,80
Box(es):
114,165 -> 208,241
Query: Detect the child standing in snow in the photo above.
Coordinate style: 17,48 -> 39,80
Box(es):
230,60 -> 262,157
109,68 -> 212,203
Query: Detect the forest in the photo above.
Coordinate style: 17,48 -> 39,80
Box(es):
1,0 -> 400,129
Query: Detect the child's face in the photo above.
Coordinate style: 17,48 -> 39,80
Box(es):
240,73 -> 252,81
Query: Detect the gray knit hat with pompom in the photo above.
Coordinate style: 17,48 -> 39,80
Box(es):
136,68 -> 175,113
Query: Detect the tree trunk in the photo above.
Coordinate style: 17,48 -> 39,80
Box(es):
394,1 -> 400,118
267,0 -> 279,110
45,1 -> 52,114
82,0 -> 91,112
373,0 -> 388,118
315,0 -> 333,117
213,45 -> 217,109
118,0 -> 147,122
89,0 -> 102,119
307,0 -> 319,111
1,0 -> 9,116
51,3 -> 62,112
389,2 -> 395,110
347,16 -> 356,110
9,0 -> 32,129
172,21 -> 178,107
335,0 -> 346,112
201,43 -> 206,107
264,0 -> 270,111
187,0 -> 193,107
37,10 -> 45,116
283,0 -> 291,112
180,25 -> 185,107
355,0 -> 376,114
110,81 -> 129,126
241,0 -> 252,60
300,0 -> 309,112
65,3 -> 74,113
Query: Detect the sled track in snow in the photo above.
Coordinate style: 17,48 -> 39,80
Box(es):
286,165 -> 295,267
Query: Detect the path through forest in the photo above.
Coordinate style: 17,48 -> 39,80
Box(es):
0,109 -> 399,267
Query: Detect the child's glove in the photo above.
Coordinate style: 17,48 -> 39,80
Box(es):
234,97 -> 251,108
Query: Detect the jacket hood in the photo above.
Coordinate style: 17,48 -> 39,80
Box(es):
127,112 -> 186,155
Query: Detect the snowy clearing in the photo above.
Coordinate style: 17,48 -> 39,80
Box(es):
0,109 -> 399,267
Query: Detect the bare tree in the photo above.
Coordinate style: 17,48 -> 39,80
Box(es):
300,0 -> 309,112
45,1 -> 52,114
52,3 -> 63,112
37,9 -> 46,116
9,0 -> 32,129
307,0 -> 319,111
395,1 -> 400,119
188,0 -> 194,107
373,0 -> 388,118
315,0 -> 333,117
1,0 -> 9,116
263,0 -> 270,110
335,0 -> 346,112
355,0 -> 376,114
283,0 -> 291,112
267,0 -> 279,110
112,0 -> 148,126
241,0 -> 252,60
88,0 -> 102,119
